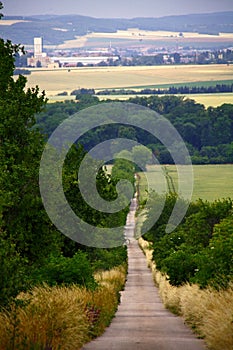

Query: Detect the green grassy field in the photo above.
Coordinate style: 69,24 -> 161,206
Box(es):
138,164 -> 233,202
120,79 -> 233,90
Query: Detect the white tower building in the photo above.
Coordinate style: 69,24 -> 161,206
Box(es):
34,37 -> 43,57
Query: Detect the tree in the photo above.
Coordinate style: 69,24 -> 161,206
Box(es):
173,53 -> 181,64
132,145 -> 152,171
0,34 -> 62,304
191,216 -> 233,288
146,195 -> 233,287
75,94 -> 99,107
0,2 -> 3,19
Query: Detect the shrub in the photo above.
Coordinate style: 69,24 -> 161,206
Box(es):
57,91 -> 68,96
31,251 -> 97,290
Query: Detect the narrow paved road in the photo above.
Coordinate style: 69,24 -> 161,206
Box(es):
82,198 -> 206,350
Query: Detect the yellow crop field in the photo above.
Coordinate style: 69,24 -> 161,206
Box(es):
97,93 -> 233,107
0,20 -> 30,25
48,93 -> 233,107
184,93 -> 233,107
57,29 -> 233,49
86,29 -> 233,40
25,64 -> 233,96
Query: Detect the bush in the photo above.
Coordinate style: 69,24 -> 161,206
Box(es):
31,251 -> 97,290
144,195 -> 233,287
162,249 -> 197,286
0,231 -> 28,306
91,247 -> 127,271
192,217 -> 233,288
57,91 -> 68,96
70,88 -> 95,95
13,68 -> 31,75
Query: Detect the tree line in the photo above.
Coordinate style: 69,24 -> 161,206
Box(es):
97,84 -> 233,95
36,94 -> 233,164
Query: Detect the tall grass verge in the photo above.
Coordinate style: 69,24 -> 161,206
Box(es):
138,237 -> 233,350
0,265 -> 127,350
94,264 -> 127,293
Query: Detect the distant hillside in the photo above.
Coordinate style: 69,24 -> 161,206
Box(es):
0,12 -> 232,46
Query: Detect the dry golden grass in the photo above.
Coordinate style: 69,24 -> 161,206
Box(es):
85,29 -> 233,40
138,237 -> 154,268
0,265 -> 127,350
0,285 -> 90,350
47,93 -> 233,107
186,93 -> 233,107
24,64 -> 233,95
98,93 -> 233,107
138,237 -> 233,350
58,36 -> 88,49
94,264 -> 127,292
199,287 -> 233,350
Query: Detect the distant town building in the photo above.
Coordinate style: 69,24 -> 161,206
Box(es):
27,37 -> 118,68
27,37 -> 52,68
50,55 -> 118,67
34,37 -> 43,57
47,62 -> 60,69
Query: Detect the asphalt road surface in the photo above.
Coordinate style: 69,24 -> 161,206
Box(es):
82,198 -> 206,350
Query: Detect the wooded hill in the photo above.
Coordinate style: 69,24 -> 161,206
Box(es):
1,11 -> 233,46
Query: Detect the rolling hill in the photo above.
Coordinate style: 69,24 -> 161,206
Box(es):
0,12 -> 232,46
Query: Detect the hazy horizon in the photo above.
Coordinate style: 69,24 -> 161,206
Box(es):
3,0 -> 233,18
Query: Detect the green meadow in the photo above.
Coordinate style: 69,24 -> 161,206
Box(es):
138,164 -> 233,202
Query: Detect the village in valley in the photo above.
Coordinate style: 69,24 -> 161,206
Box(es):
16,33 -> 233,68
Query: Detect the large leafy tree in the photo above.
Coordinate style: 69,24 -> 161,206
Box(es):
0,7 -> 62,304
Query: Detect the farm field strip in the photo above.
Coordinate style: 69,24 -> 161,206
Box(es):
47,92 -> 233,107
0,19 -> 31,25
25,64 -> 233,95
84,29 -> 233,40
182,93 -> 233,107
96,93 -> 233,107
116,79 -> 233,90
139,164 -> 233,202
57,29 -> 233,49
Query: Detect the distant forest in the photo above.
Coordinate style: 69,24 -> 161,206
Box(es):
97,84 -> 233,96
2,11 -> 233,46
36,95 -> 233,164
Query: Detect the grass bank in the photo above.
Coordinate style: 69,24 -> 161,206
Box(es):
0,265 -> 127,350
139,238 -> 233,350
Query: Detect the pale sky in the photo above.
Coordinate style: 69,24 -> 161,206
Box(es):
3,0 -> 233,18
